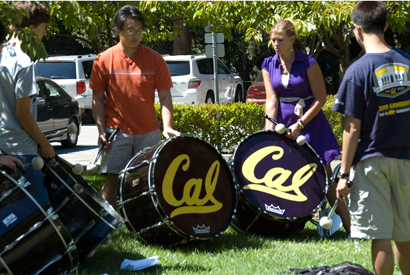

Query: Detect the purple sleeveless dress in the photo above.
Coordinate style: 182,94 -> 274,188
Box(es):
262,48 -> 340,165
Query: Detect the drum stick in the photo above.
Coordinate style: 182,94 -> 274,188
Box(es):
319,180 -> 353,229
87,127 -> 120,174
263,114 -> 306,145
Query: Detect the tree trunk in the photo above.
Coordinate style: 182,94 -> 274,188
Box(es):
173,18 -> 191,55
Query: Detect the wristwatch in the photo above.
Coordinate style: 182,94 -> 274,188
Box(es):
338,171 -> 350,178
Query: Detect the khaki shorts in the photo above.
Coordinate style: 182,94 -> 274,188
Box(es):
100,128 -> 161,175
348,157 -> 410,242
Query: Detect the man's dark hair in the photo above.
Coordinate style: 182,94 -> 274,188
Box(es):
352,1 -> 387,34
12,1 -> 50,29
0,21 -> 7,43
113,5 -> 146,31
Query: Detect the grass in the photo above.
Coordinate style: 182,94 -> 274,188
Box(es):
77,171 -> 398,275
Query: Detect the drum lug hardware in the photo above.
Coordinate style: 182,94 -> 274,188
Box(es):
73,183 -> 84,194
51,182 -> 58,190
46,207 -> 54,215
23,181 -> 31,189
17,177 -> 27,186
51,214 -> 59,220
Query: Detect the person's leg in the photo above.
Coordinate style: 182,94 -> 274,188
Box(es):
325,164 -> 351,236
395,241 -> 410,274
372,239 -> 394,275
101,173 -> 119,209
99,128 -> 134,210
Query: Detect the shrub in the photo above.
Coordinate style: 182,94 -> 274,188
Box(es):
155,95 -> 342,153
323,95 -> 343,148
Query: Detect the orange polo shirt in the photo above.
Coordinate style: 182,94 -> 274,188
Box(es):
90,43 -> 172,134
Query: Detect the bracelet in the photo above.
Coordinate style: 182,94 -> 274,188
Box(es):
298,119 -> 305,129
297,119 -> 304,129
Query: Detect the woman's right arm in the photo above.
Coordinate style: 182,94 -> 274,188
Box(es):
263,69 -> 279,130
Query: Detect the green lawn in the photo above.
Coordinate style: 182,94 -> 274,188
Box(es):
76,172 -> 397,275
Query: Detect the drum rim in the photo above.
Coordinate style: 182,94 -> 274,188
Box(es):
49,156 -> 124,228
118,139 -> 165,235
0,169 -> 79,274
230,130 -> 327,221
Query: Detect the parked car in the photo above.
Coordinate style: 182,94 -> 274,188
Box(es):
158,54 -> 244,104
246,72 -> 266,105
36,77 -> 81,148
35,54 -> 96,119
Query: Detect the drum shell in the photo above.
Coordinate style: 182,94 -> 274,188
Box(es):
0,167 -> 78,275
119,136 -> 237,245
42,156 -> 123,262
230,131 -> 327,236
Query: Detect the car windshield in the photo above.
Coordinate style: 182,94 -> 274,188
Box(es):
255,72 -> 263,83
166,61 -> 190,76
36,62 -> 76,79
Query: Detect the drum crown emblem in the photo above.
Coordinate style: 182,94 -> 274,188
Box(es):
265,204 -> 285,215
192,224 -> 211,234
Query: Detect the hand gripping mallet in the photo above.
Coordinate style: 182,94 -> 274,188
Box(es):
86,127 -> 120,174
0,146 -> 44,172
263,114 -> 306,145
319,180 -> 353,229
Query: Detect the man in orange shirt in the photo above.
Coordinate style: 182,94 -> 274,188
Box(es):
90,5 -> 179,209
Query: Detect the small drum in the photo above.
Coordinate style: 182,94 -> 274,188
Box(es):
42,156 -> 123,262
0,166 -> 78,274
119,135 -> 236,245
230,131 -> 327,237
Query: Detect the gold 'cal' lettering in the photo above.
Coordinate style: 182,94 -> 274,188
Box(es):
162,154 -> 222,218
242,146 -> 317,202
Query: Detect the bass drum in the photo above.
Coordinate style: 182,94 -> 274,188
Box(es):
0,166 -> 78,275
230,131 -> 327,237
42,156 -> 123,262
119,135 -> 236,245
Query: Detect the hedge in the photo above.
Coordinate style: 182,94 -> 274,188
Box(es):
155,94 -> 342,153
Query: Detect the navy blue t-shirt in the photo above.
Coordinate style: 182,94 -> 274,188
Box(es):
333,48 -> 410,165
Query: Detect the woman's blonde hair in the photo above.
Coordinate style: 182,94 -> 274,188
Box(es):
270,19 -> 296,37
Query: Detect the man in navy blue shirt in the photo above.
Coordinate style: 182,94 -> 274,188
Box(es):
333,2 -> 410,274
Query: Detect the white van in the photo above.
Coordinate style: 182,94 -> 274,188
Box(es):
36,54 -> 96,119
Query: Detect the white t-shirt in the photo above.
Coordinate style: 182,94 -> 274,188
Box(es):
0,44 -> 38,155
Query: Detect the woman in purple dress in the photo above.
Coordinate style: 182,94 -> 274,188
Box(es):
262,20 -> 350,237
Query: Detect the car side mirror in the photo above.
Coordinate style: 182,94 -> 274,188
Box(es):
230,67 -> 237,74
35,97 -> 46,105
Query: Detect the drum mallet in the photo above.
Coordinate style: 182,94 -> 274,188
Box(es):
87,127 -> 120,174
319,180 -> 353,229
263,114 -> 306,145
0,146 -> 43,171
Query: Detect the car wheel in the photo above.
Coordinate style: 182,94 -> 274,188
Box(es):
205,92 -> 215,104
235,86 -> 243,102
61,118 -> 78,148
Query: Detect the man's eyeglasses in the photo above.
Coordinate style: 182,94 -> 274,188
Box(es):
122,29 -> 144,36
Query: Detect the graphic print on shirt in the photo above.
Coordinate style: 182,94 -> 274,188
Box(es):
374,63 -> 410,117
373,63 -> 410,97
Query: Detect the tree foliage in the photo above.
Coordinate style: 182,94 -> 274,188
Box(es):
2,1 -> 410,77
